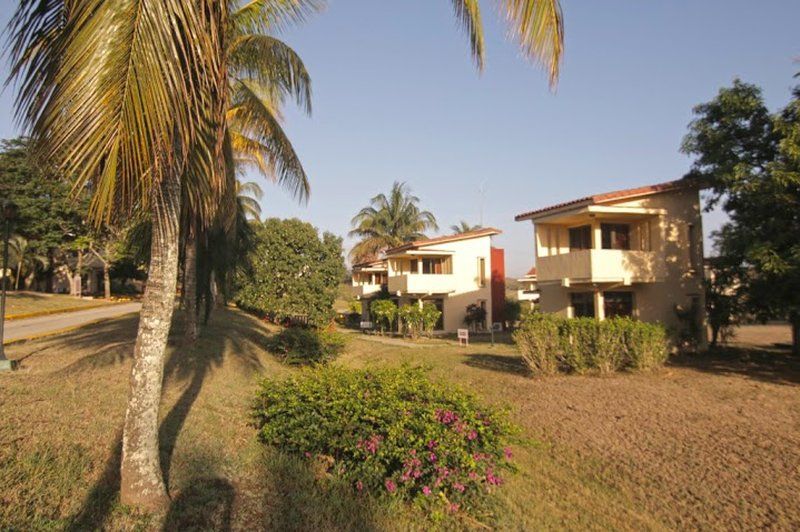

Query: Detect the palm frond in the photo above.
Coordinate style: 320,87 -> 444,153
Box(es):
499,0 -> 564,88
451,0 -> 486,71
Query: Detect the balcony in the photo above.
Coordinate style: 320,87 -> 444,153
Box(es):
537,249 -> 664,285
517,289 -> 539,302
351,283 -> 386,299
388,273 -> 456,295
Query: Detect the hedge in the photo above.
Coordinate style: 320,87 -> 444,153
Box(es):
513,313 -> 668,375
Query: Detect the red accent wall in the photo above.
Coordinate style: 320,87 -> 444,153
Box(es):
490,247 -> 506,324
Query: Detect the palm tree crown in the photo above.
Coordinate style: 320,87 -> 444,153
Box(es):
349,181 -> 438,263
450,221 -> 482,234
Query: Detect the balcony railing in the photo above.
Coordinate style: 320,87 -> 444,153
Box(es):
537,249 -> 664,285
351,283 -> 386,298
388,273 -> 456,295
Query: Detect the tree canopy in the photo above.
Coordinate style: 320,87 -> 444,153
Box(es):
683,78 -> 800,353
235,218 -> 345,326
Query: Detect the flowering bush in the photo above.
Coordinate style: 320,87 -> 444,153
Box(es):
252,366 -> 517,518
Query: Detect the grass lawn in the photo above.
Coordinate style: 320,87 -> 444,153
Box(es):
3,291 -> 116,318
1,310 -> 798,530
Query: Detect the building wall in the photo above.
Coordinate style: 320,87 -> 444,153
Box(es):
438,235 -> 494,332
490,247 -> 505,324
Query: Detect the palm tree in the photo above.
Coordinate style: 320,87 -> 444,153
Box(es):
349,181 -> 438,263
8,235 -> 46,290
450,221 -> 482,234
181,7 -> 312,342
236,180 -> 265,220
10,0 -> 563,513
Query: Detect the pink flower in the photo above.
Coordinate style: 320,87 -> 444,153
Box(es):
356,480 -> 363,492
504,447 -> 513,459
453,482 -> 466,493
448,503 -> 460,513
385,479 -> 397,493
422,486 -> 432,496
427,439 -> 438,449
468,471 -> 478,480
304,451 -> 312,458
467,430 -> 478,441
428,452 -> 437,463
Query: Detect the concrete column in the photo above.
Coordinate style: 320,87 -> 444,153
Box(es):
592,221 -> 602,250
593,290 -> 605,321
416,258 -> 422,274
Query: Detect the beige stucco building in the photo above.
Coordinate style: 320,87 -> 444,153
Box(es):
515,179 -> 708,348
516,267 -> 539,309
351,228 -> 506,333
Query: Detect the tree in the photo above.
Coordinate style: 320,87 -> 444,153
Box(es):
8,235 -> 46,290
683,80 -> 800,354
0,138 -> 87,291
181,9 -> 313,342
234,218 -> 345,327
349,181 -> 438,263
704,255 -> 744,347
10,0 -> 565,512
370,299 -> 397,335
9,0 -> 230,510
87,225 -> 128,299
464,303 -> 487,331
450,221 -> 482,234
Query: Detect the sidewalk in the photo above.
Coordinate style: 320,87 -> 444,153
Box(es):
3,302 -> 142,343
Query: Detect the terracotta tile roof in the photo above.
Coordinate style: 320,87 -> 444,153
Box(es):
525,266 -> 537,277
385,227 -> 502,255
351,258 -> 387,269
514,178 -> 697,221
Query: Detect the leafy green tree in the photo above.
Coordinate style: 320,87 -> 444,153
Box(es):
420,302 -> 442,336
8,235 -> 47,290
235,218 -> 345,326
370,299 -> 398,334
349,181 -> 438,263
704,255 -> 745,347
0,138 -> 87,290
450,221 -> 482,234
683,80 -> 800,354
464,303 -> 487,331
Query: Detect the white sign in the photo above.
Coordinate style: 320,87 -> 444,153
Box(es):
360,321 -> 373,329
457,328 -> 469,346
492,322 -> 503,332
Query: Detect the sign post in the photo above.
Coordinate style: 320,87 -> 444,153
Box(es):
457,328 -> 469,347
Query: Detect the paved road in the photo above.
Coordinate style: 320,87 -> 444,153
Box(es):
4,302 -> 142,343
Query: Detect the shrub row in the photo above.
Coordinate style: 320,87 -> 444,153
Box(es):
252,366 -> 517,518
513,313 -> 667,375
265,327 -> 347,365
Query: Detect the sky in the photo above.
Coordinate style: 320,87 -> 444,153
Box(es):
0,1 -> 798,276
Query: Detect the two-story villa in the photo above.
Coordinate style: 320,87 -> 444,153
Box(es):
515,179 -> 707,347
351,228 -> 506,332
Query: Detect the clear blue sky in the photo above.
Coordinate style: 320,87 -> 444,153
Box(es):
1,1 -> 798,276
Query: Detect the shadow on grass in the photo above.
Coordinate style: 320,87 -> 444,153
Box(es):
164,477 -> 235,531
253,451 -> 380,531
668,344 -> 800,386
463,353 -> 531,377
64,309 -> 273,529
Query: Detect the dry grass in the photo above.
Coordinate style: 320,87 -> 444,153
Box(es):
1,310 -> 798,530
3,291 -> 115,317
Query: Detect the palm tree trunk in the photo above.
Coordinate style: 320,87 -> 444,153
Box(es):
791,311 -> 799,357
119,171 -> 181,511
15,261 -> 22,291
183,223 -> 199,342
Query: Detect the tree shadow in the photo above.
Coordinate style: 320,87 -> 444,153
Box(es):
65,308 -> 273,529
65,432 -> 123,531
163,477 -> 234,531
463,353 -> 531,377
254,450 -> 379,531
668,344 -> 800,386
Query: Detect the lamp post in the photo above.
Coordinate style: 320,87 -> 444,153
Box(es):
0,199 -> 18,371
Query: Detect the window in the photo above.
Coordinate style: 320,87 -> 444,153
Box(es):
688,223 -> 698,272
569,225 -> 592,250
571,292 -> 595,318
420,257 -> 451,275
410,259 -> 418,273
601,223 -> 630,250
477,257 -> 486,286
603,291 -> 633,318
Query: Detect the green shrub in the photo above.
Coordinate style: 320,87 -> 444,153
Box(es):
514,313 -> 668,375
419,303 -> 442,336
265,327 -> 347,365
252,366 -> 517,518
511,313 -> 560,375
397,304 -> 441,338
370,299 -> 397,335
